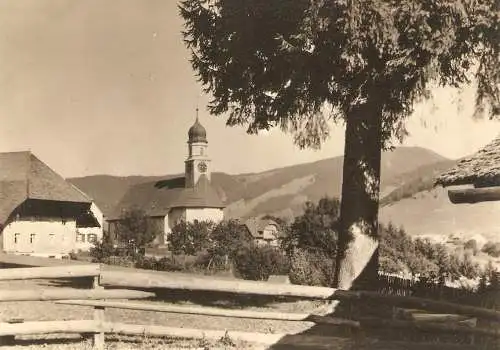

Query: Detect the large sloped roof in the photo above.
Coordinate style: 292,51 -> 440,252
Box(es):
109,174 -> 225,220
0,151 -> 92,225
435,134 -> 500,187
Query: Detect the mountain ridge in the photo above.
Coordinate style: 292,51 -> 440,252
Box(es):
68,146 -> 450,220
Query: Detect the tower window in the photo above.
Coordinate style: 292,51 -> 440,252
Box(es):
200,147 -> 204,155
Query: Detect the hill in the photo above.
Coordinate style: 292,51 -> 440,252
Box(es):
380,185 -> 500,244
380,159 -> 457,207
68,146 -> 448,220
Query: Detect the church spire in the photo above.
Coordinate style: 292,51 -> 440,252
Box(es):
185,106 -> 211,187
188,107 -> 207,144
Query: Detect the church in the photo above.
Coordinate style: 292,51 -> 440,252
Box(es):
107,115 -> 225,246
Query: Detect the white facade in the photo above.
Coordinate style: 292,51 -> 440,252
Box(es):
185,141 -> 211,187
3,219 -> 77,258
185,207 -> 224,223
75,202 -> 104,251
2,201 -> 104,257
254,223 -> 280,246
163,207 -> 224,244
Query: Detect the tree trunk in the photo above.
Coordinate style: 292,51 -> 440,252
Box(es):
334,101 -> 382,290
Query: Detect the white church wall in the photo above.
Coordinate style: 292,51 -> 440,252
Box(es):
162,208 -> 223,247
163,208 -> 186,243
185,207 -> 224,224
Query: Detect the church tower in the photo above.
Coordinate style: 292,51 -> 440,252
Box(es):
185,109 -> 211,188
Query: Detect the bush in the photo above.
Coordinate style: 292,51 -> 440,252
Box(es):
89,239 -> 115,263
482,241 -> 500,258
105,256 -> 135,268
288,248 -> 335,287
134,256 -> 158,270
464,239 -> 479,255
234,244 -> 289,281
134,256 -> 186,272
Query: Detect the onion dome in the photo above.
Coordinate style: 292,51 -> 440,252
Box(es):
188,116 -> 207,143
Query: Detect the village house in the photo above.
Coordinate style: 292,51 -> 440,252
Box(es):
107,115 -> 225,247
0,151 -> 103,258
242,217 -> 282,246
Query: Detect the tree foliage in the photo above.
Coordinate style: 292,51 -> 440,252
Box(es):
168,220 -> 215,255
282,196 -> 339,256
233,244 -> 289,281
115,208 -> 159,251
89,234 -> 115,263
481,241 -> 500,258
210,218 -> 252,259
379,223 -> 482,282
464,239 -> 479,255
283,197 -> 339,286
289,248 -> 336,286
180,0 -> 499,148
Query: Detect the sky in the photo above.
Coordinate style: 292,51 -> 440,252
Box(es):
0,0 -> 499,178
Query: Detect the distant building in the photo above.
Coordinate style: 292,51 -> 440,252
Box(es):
107,115 -> 225,246
0,151 -> 103,258
243,217 -> 282,246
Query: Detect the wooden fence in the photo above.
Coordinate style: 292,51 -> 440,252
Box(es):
377,274 -> 476,301
1,264 -> 499,349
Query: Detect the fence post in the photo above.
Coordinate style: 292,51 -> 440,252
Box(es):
0,319 -> 23,346
92,265 -> 105,349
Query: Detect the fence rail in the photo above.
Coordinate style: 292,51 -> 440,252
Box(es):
1,262 -> 499,349
0,264 -> 100,280
100,269 -> 336,299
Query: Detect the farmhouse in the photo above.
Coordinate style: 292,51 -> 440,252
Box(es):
435,134 -> 500,203
0,151 -> 103,258
242,217 -> 282,246
107,115 -> 225,246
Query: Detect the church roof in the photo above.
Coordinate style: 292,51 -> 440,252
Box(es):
435,134 -> 500,187
109,174 -> 225,220
188,117 -> 207,143
0,151 -> 92,225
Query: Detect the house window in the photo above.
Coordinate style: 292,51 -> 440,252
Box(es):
30,234 -> 36,244
76,233 -> 85,243
14,233 -> 20,244
87,234 -> 97,243
49,234 -> 55,241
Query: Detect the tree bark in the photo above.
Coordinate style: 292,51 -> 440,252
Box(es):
334,101 -> 383,290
